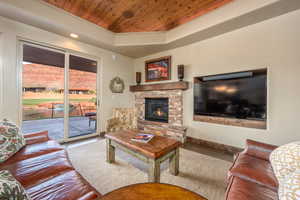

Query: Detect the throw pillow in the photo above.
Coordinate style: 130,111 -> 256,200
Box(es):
270,141 -> 300,184
278,170 -> 300,200
0,170 -> 31,200
0,119 -> 26,163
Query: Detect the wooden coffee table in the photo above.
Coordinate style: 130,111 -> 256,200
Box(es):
105,130 -> 181,182
100,183 -> 207,200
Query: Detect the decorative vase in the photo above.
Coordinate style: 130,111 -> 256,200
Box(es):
136,72 -> 141,85
178,65 -> 184,81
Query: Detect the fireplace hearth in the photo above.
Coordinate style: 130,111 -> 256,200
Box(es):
145,98 -> 168,123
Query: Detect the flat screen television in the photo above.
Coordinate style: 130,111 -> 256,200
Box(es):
194,69 -> 267,121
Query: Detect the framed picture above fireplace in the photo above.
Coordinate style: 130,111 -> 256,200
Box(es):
145,56 -> 171,82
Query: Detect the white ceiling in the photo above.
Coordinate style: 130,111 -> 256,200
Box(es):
0,0 -> 299,58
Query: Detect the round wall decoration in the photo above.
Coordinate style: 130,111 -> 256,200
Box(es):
109,77 -> 125,93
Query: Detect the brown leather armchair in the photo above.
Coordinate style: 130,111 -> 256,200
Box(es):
0,131 -> 102,200
226,139 -> 279,200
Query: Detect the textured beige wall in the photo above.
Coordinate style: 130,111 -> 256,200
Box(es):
134,10 -> 300,148
0,16 -> 134,132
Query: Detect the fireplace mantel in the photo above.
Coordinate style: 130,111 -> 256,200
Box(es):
130,81 -> 189,92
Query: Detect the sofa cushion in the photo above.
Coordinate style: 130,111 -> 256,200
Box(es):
0,150 -> 74,187
0,119 -> 26,163
245,139 -> 278,161
278,169 -> 300,200
0,170 -> 31,200
26,170 -> 101,200
226,176 -> 278,200
1,140 -> 63,166
270,141 -> 300,184
229,153 -> 278,191
24,131 -> 50,145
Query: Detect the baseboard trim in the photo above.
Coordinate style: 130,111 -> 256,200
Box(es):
186,136 -> 243,155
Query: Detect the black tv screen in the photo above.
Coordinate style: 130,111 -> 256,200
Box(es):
194,70 -> 267,120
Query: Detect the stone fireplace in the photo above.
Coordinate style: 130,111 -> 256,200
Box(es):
131,82 -> 189,143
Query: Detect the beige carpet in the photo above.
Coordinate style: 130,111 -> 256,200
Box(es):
67,139 -> 232,200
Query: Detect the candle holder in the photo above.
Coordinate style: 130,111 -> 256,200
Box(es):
136,72 -> 141,85
178,65 -> 184,81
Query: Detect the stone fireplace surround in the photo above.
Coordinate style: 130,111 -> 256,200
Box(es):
134,89 -> 187,143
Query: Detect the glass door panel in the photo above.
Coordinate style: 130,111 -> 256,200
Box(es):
22,44 -> 65,141
68,55 -> 98,138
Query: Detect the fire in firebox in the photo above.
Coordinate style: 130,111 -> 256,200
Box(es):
153,107 -> 166,117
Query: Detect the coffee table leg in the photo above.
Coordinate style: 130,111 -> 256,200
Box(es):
106,139 -> 115,163
148,159 -> 160,183
169,148 -> 179,176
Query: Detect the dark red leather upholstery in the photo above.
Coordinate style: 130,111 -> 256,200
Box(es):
226,176 -> 278,200
226,140 -> 279,200
244,139 -> 278,161
228,153 -> 278,191
24,131 -> 50,145
0,131 -> 101,200
1,140 -> 63,165
1,150 -> 74,187
26,170 -> 100,200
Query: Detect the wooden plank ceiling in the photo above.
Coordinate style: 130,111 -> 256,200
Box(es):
43,0 -> 233,33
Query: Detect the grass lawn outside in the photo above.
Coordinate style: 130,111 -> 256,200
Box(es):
22,98 -> 97,121
23,99 -> 93,106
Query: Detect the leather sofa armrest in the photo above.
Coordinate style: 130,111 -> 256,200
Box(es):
24,131 -> 50,144
244,139 -> 278,161
227,152 -> 240,183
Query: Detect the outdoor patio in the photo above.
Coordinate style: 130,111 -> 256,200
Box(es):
22,117 -> 97,141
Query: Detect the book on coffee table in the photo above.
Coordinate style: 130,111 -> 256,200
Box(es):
131,133 -> 154,143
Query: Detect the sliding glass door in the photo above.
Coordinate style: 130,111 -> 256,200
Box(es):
68,55 -> 98,138
21,42 -> 100,142
22,44 -> 66,141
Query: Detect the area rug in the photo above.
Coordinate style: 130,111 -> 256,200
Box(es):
67,139 -> 232,200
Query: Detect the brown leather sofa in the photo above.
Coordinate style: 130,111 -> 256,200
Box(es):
225,139 -> 279,200
0,131 -> 102,200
